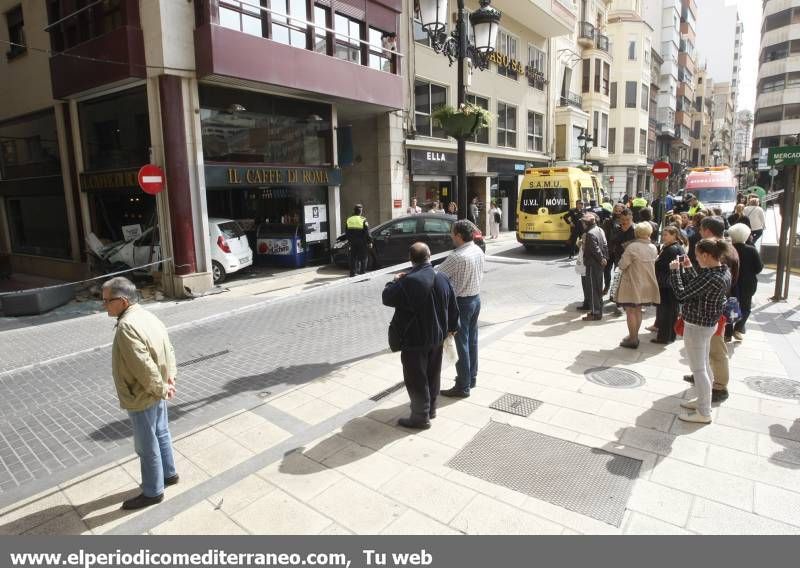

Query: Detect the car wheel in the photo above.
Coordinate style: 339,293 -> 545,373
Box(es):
212,260 -> 226,284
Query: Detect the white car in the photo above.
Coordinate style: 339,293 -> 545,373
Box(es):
209,217 -> 253,283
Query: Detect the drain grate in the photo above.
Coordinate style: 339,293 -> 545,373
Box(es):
177,350 -> 230,368
490,394 -> 542,417
370,381 -> 406,402
585,366 -> 645,389
743,376 -> 800,400
448,422 -> 641,527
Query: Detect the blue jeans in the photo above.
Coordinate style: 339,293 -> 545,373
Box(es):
128,400 -> 177,498
455,295 -> 481,393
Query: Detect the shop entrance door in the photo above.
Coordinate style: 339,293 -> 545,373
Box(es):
498,177 -> 518,230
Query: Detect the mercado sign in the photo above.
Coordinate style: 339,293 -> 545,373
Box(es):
768,145 -> 800,166
205,165 -> 342,188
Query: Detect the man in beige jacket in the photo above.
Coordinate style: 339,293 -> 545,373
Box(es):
102,277 -> 178,510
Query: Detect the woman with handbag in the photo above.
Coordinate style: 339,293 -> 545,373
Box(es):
728,223 -> 763,341
615,223 -> 660,348
651,226 -> 685,344
670,239 -> 731,424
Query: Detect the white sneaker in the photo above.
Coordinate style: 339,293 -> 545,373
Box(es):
678,411 -> 711,424
680,399 -> 698,410
733,331 -> 744,340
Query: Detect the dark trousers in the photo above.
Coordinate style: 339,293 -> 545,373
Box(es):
655,286 -> 678,343
750,229 -> 763,245
400,346 -> 443,420
581,264 -> 604,316
726,291 -> 754,336
567,228 -> 580,257
603,261 -> 614,292
349,246 -> 368,276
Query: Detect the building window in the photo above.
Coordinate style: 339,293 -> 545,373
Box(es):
270,0 -> 308,47
602,62 -> 610,96
5,5 -> 25,59
601,113 -> 608,148
497,102 -> 517,148
497,30 -> 518,80
466,94 -> 489,144
641,84 -> 649,111
414,80 -> 447,138
527,44 -> 546,90
608,127 -> 616,154
219,0 -> 263,37
693,120 -> 701,138
313,5 -> 330,53
368,28 -> 391,72
594,57 -> 601,93
593,111 -> 599,144
413,16 -> 446,48
628,39 -> 636,60
527,111 -> 544,153
0,110 -> 61,180
623,127 -> 635,154
610,82 -> 617,108
639,129 -> 647,155
625,81 -> 637,108
582,59 -> 591,93
334,12 -> 361,64
759,74 -> 786,93
6,196 -> 71,258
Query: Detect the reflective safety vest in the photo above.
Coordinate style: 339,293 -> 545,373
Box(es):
346,215 -> 367,229
601,202 -> 614,212
688,202 -> 704,216
632,197 -> 648,208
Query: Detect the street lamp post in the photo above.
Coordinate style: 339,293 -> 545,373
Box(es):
712,146 -> 721,167
416,0 -> 502,220
577,128 -> 594,166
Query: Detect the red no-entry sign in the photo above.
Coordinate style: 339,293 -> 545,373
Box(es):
652,161 -> 672,181
137,164 -> 166,195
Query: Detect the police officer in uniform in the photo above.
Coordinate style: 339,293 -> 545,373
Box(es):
631,193 -> 648,222
345,204 -> 372,276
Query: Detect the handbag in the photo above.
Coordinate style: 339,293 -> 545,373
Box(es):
674,315 -> 684,336
608,268 -> 622,302
574,251 -> 586,276
493,211 -> 501,223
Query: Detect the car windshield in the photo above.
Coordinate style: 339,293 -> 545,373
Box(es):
520,188 -> 570,214
693,188 -> 736,203
218,221 -> 245,239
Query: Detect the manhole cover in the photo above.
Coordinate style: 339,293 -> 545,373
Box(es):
743,376 -> 800,400
585,367 -> 645,389
490,393 -> 542,417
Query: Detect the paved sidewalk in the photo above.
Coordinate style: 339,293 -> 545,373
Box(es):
2,266 -> 797,535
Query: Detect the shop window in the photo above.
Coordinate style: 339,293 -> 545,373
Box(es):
6,195 -> 71,258
497,102 -> 517,149
466,94 -> 489,144
623,127 -> 635,154
422,217 -> 450,234
5,5 -> 25,59
527,111 -> 543,153
414,80 -> 447,138
625,81 -> 636,108
368,27 -> 391,72
497,30 -> 518,80
219,0 -> 263,37
199,85 -> 332,164
313,4 -> 329,54
79,87 -> 150,171
334,12 -> 361,64
0,110 -> 61,179
270,0 -> 308,47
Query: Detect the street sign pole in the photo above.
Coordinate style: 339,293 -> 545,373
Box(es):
782,168 -> 799,298
773,166 -> 797,300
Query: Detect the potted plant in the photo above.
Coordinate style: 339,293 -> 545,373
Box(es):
432,103 -> 493,139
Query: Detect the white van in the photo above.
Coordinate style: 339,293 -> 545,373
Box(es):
209,218 -> 253,283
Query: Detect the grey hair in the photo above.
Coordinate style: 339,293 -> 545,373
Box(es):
728,222 -> 751,245
102,276 -> 139,304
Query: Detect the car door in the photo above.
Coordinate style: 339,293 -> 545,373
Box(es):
373,218 -> 420,266
420,216 -> 453,255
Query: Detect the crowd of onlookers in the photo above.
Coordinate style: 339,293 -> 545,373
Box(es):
572,191 -> 766,424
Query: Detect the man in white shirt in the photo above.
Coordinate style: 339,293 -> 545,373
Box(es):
438,220 -> 485,398
407,197 -> 422,214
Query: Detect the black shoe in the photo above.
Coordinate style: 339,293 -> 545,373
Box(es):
711,389 -> 729,403
440,387 -> 470,398
122,493 -> 164,510
650,338 -> 671,344
397,417 -> 431,430
165,474 -> 179,487
429,408 -> 437,419
576,305 -> 591,311
683,375 -> 695,384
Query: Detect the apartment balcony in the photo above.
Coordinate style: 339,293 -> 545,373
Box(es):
46,0 -> 145,99
194,0 -> 403,111
578,21 -> 595,48
678,52 -> 695,75
503,0 -> 575,38
559,91 -> 583,110
596,33 -> 610,53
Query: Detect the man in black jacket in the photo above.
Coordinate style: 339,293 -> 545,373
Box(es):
563,200 -> 585,259
382,243 -> 460,429
579,214 -> 608,321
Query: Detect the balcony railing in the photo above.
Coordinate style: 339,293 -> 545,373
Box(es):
596,33 -> 609,52
559,91 -> 583,109
579,21 -> 595,43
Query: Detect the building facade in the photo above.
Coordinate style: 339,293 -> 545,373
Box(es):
1,0 -> 405,293
690,66 -> 714,167
753,0 -> 800,159
712,82 -> 736,166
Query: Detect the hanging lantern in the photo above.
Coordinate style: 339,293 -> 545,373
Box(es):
469,0 -> 501,54
416,0 -> 448,34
